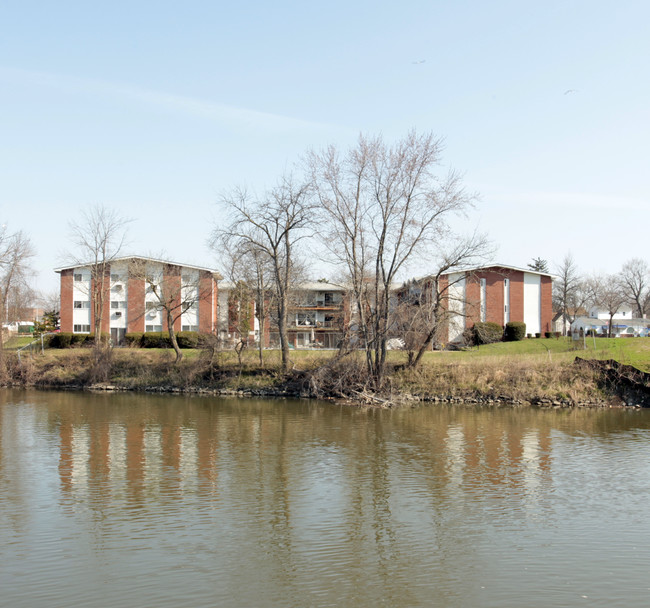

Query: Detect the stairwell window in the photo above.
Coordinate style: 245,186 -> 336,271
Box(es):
73,324 -> 90,333
73,301 -> 90,309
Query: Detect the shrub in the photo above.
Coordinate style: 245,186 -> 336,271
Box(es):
83,333 -> 111,346
71,333 -> 88,346
142,332 -> 172,348
177,331 -> 200,349
50,332 -> 73,348
544,331 -> 552,339
505,322 -> 527,342
471,322 -> 503,345
535,332 -> 541,339
125,332 -> 144,347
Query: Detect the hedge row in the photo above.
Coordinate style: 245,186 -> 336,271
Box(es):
124,331 -> 204,349
48,333 -> 111,348
48,331 -> 205,349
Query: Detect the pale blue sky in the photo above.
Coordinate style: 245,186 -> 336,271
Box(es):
1,0 -> 648,294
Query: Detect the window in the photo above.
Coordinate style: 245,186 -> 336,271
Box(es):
111,301 -> 126,309
110,274 -> 121,281
74,273 -> 84,282
145,324 -> 163,332
145,301 -> 159,312
73,324 -> 90,333
73,300 -> 90,309
181,325 -> 199,332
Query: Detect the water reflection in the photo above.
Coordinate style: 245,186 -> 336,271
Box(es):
2,389 -> 650,607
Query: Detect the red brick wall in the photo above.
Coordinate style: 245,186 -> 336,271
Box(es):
508,270 -> 524,323
541,275 -> 553,332
127,273 -> 145,333
60,269 -> 73,332
90,268 -> 111,334
163,265 -> 182,332
465,274 -> 481,327
483,270 -> 505,326
198,271 -> 214,333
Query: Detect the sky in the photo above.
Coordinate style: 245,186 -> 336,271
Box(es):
1,0 -> 649,296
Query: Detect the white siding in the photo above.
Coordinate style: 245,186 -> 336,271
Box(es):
447,273 -> 466,343
523,272 -> 541,335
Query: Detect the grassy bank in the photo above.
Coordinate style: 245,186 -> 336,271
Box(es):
2,337 -> 649,406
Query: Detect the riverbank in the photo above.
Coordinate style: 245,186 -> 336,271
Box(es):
3,337 -> 649,407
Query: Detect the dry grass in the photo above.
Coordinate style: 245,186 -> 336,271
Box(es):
4,339 -> 646,405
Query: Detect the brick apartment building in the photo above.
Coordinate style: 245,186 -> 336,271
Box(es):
402,264 -> 554,344
56,256 -> 221,345
218,281 -> 349,349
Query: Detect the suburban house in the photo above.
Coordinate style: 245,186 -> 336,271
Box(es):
400,264 -> 554,344
218,281 -> 348,349
570,315 -> 649,337
56,256 -> 221,345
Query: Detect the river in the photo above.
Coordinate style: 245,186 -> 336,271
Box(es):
1,388 -> 650,607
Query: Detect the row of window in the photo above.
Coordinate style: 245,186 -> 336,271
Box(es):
74,324 -> 199,334
74,273 -> 198,284
74,300 -> 128,309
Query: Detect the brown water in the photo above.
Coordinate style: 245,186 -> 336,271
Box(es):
2,388 -> 650,607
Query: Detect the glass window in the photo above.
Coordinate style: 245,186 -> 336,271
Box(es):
73,301 -> 90,309
73,324 -> 90,333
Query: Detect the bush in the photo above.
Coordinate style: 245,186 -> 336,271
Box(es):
71,333 -> 88,346
470,322 -> 503,345
125,332 -> 144,347
505,322 -> 527,342
83,333 -> 111,346
142,332 -> 172,348
177,331 -> 200,349
544,331 -> 552,339
535,332 -> 541,339
49,332 -> 73,348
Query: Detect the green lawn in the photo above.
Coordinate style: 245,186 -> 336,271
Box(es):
3,336 -> 38,350
412,336 -> 650,371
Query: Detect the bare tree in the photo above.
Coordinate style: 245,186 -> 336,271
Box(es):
591,274 -> 627,337
309,131 -> 475,387
129,258 -> 213,364
401,233 -> 493,367
222,241 -> 275,366
553,252 -> 588,335
213,175 -> 312,372
66,206 -> 130,349
619,258 -> 649,318
0,226 -> 35,375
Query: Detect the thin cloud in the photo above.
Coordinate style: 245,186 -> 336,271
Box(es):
0,65 -> 333,133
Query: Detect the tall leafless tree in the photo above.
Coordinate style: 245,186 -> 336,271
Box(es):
590,274 -> 627,337
553,252 -> 588,335
308,131 -> 475,387
221,240 -> 275,366
619,258 -> 649,318
213,175 -> 312,372
67,205 -> 130,349
0,226 -> 35,375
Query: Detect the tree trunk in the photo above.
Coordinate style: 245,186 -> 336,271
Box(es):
167,310 -> 183,363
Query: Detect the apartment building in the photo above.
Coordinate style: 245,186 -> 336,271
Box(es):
218,281 -> 348,349
56,256 -> 221,345
401,265 -> 554,344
